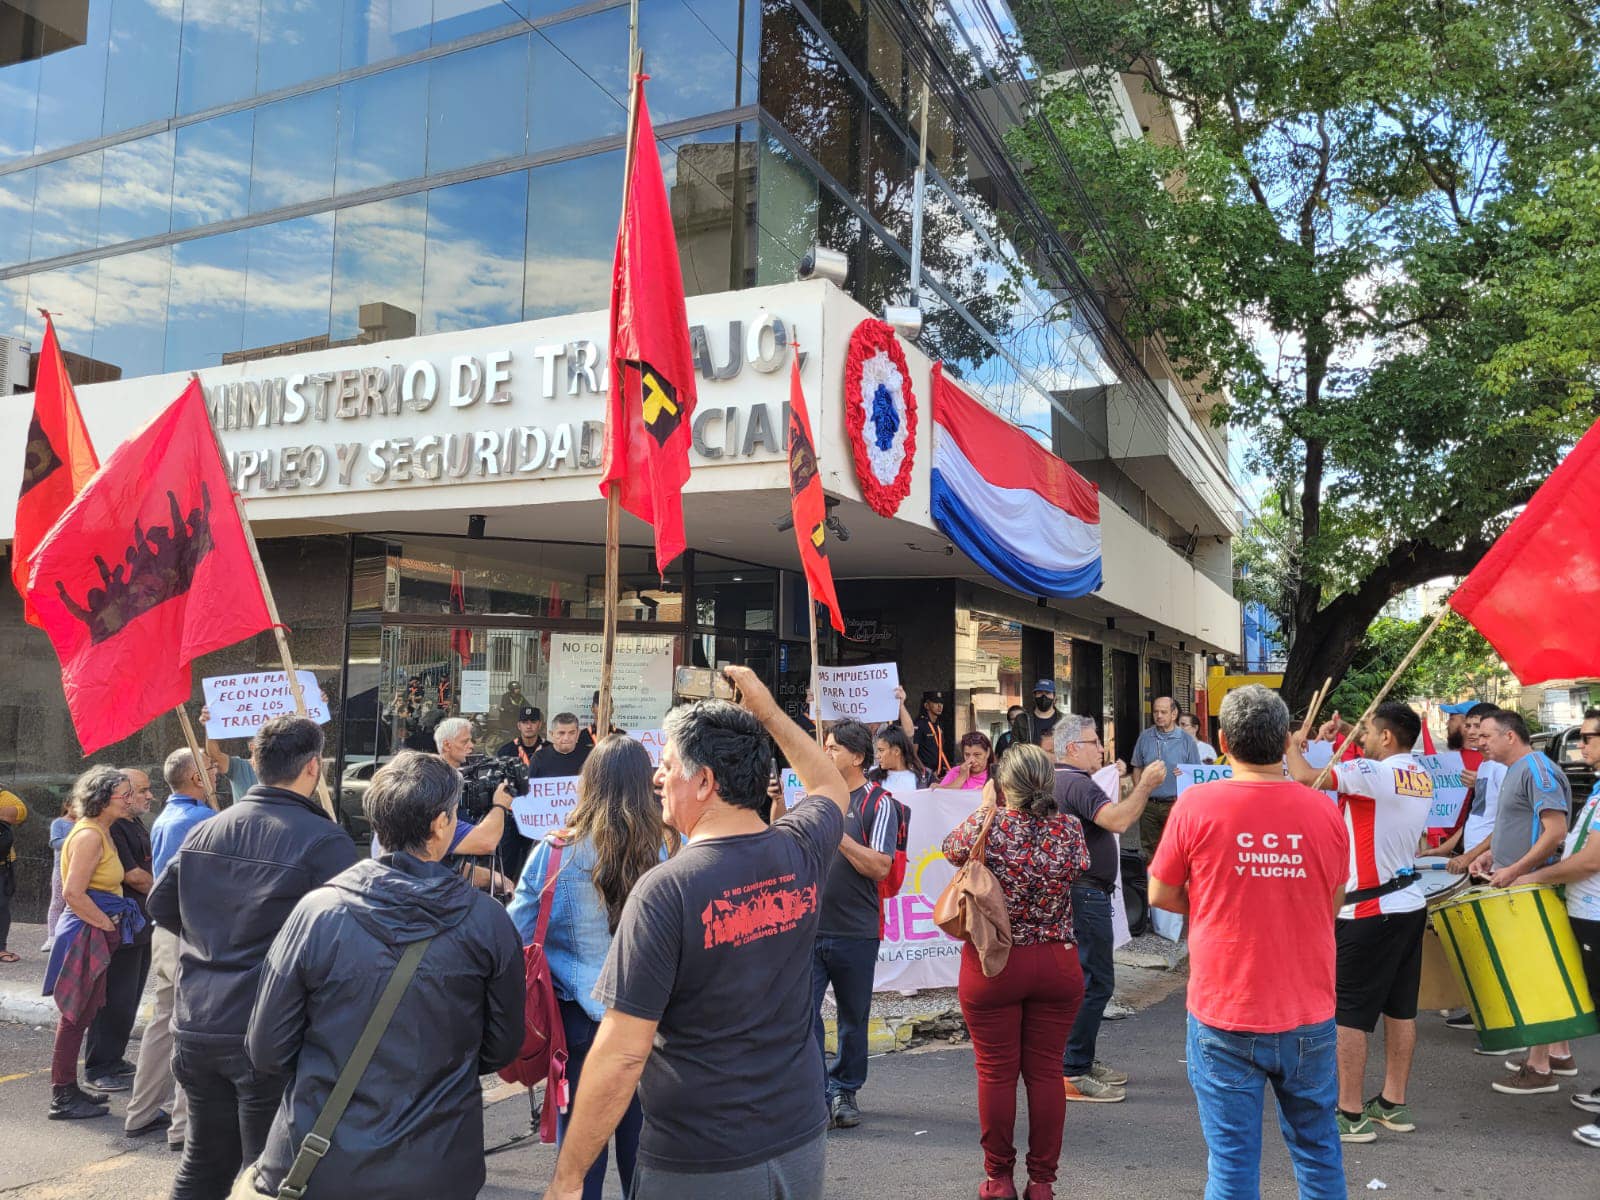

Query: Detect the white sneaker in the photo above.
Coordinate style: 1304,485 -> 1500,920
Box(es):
1573,1123 -> 1600,1149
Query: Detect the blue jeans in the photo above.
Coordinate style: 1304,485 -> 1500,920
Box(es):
558,1000 -> 642,1200
1185,1015 -> 1345,1200
811,934 -> 879,1098
1062,884 -> 1114,1076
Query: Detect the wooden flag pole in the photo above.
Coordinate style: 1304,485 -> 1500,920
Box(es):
597,23 -> 646,740
196,380 -> 336,818
808,598 -> 824,747
1300,676 -> 1334,736
1310,603 -> 1453,792
176,705 -> 219,809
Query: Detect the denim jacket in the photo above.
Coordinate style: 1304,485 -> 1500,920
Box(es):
506,835 -> 615,1023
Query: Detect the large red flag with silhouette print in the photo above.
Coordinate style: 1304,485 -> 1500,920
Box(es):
12,313 -> 100,628
601,72 -> 697,573
25,379 -> 273,753
786,354 -> 844,633
1450,417 -> 1600,684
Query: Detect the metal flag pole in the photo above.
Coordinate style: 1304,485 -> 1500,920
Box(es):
176,705 -> 219,809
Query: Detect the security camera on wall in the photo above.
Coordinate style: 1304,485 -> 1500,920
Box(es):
797,245 -> 849,287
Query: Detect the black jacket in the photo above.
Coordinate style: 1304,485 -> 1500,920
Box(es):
149,785 -> 359,1046
245,852 -> 525,1200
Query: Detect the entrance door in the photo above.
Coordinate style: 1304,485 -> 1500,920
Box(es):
1111,649 -> 1142,766
1150,658 -> 1174,706
1071,639 -> 1103,728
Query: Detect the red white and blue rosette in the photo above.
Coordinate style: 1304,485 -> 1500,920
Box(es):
844,319 -> 917,518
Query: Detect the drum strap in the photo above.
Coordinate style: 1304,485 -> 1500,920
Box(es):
1346,870 -> 1419,907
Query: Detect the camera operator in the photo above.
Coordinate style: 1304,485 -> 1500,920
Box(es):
490,713 -> 594,884
432,719 -> 515,862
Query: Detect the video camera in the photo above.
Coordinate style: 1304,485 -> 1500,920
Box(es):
458,755 -> 530,824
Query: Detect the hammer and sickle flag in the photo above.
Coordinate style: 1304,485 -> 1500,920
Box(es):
11,314 -> 100,627
786,353 -> 844,633
601,73 -> 697,573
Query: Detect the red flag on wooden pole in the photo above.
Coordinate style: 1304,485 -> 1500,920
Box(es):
786,353 -> 844,634
1450,418 -> 1600,683
25,379 -> 274,754
11,313 -> 100,627
600,71 -> 697,574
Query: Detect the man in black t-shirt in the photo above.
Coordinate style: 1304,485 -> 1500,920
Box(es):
912,691 -> 950,777
1052,715 -> 1167,1103
542,666 -> 849,1200
1014,679 -> 1062,749
499,713 -> 589,883
812,721 -> 899,1130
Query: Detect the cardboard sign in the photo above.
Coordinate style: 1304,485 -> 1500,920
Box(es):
814,662 -> 900,722
1176,762 -> 1235,795
510,775 -> 581,837
1418,751 -> 1469,829
628,728 -> 668,766
781,768 -> 806,809
203,671 -> 329,737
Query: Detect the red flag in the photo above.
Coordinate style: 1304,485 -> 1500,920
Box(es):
12,314 -> 100,627
449,569 -> 472,662
24,380 -> 273,754
601,73 -> 697,573
786,355 -> 844,633
1451,418 -> 1600,683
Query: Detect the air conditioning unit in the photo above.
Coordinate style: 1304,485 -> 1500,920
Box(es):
0,335 -> 30,395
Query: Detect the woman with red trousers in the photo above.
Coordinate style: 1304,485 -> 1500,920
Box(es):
943,742 -> 1091,1200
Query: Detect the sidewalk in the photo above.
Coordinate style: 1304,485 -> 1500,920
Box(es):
0,922 -> 154,1031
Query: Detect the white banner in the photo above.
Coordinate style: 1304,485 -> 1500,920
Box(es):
548,633 -> 675,729
814,662 -> 901,723
510,775 -> 581,838
202,671 -> 329,737
1093,765 -> 1133,950
874,788 -> 970,992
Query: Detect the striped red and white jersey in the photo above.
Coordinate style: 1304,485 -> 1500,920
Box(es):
1332,753 -> 1433,920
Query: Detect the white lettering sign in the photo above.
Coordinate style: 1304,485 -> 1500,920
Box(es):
510,775 -> 582,836
814,663 -> 901,723
202,671 -> 329,737
548,635 -> 675,730
628,728 -> 668,766
1418,751 -> 1469,829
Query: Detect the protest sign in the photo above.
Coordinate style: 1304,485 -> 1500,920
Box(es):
459,670 -> 491,713
1418,751 -> 1468,831
628,728 -> 668,766
203,670 -> 329,737
781,769 -> 806,809
814,662 -> 900,722
1092,765 -> 1133,950
510,775 -> 581,838
874,788 -> 968,992
1175,762 -> 1234,796
548,633 -> 674,729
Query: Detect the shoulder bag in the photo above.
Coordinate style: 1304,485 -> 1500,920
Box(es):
933,805 -> 1012,976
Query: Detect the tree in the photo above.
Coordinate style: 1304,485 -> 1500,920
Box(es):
1008,0 -> 1600,708
1327,610 -> 1512,717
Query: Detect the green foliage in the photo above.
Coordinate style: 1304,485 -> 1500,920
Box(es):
1009,0 -> 1600,701
1327,611 -> 1511,716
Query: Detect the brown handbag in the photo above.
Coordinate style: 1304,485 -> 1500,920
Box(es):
933,805 -> 1013,976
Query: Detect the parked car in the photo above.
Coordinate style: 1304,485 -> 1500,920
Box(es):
1531,725 -> 1597,818
338,758 -> 380,841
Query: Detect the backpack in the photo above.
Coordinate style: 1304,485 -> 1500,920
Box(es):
864,784 -> 912,935
497,836 -> 570,1144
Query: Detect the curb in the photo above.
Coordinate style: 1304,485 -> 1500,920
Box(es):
1,987 -> 152,1033
1115,939 -> 1189,971
820,1017 -> 915,1056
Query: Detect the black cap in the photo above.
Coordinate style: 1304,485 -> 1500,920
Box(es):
517,705 -> 542,722
922,690 -> 947,703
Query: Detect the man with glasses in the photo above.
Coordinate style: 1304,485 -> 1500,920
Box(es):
149,716 -> 358,1199
1132,696 -> 1199,858
1053,715 -> 1169,1101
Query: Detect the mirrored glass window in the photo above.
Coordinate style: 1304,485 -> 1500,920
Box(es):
24,262 -> 99,354
250,89 -> 337,213
0,276 -> 27,342
258,0 -> 342,91
92,246 -> 172,380
172,110 -> 254,231
166,229 -> 250,370
422,172 -> 527,334
104,0 -> 183,136
430,0 -> 518,44
0,169 -> 36,267
32,0 -> 110,152
242,213 -> 335,355
330,192 -> 426,342
335,63 -> 428,195
639,0 -> 756,125
754,133 -> 816,285
659,123 -> 756,296
341,0 -> 432,71
0,60 -> 40,163
98,133 -> 175,247
529,10 -> 627,154
28,152 -> 103,262
177,0 -> 263,115
524,150 -> 621,319
427,36 -> 529,174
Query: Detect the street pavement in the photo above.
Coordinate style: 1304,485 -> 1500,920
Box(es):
2,988 -> 1596,1198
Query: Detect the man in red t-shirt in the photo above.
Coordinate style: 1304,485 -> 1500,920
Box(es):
1150,685 -> 1350,1200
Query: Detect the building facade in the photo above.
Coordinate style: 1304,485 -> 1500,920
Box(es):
0,0 -> 1238,913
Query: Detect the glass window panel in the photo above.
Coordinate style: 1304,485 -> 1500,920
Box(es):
241,213 -> 334,355
0,60 -> 40,163
0,275 -> 28,342
429,0 -> 518,44
694,558 -> 777,631
28,152 -> 103,261
421,172 -> 527,333
104,0 -> 182,135
660,123 -> 755,295
257,0 -> 341,92
250,89 -> 337,213
529,9 -> 627,154
330,193 -> 426,342
754,133 -> 817,286
172,110 -> 254,231
335,62 -> 428,195
341,0 -> 432,71
638,0 -> 753,125
0,169 -> 36,267
32,0 -> 111,152
91,245 -> 172,380
524,150 -> 620,319
756,0 -> 859,187
98,133 -> 174,246
166,229 -> 249,370
427,36 -> 529,174
24,262 -> 99,353
177,0 -> 263,115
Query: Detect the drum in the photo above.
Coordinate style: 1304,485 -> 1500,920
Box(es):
1414,858 -> 1469,1010
1415,856 -> 1468,911
1433,884 -> 1599,1050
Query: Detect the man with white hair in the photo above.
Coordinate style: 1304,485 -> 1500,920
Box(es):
1054,715 -> 1168,1102
433,717 -> 515,859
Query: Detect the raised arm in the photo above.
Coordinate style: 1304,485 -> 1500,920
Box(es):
725,665 -> 848,817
